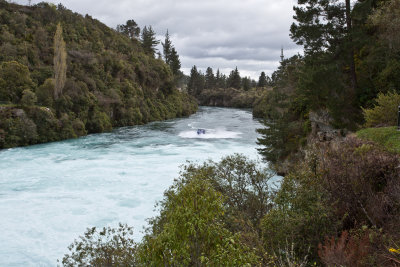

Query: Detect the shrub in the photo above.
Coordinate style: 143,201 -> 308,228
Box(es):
138,174 -> 259,266
362,91 -> 400,127
61,224 -> 137,266
20,89 -> 37,106
36,78 -> 55,107
318,231 -> 371,267
0,61 -> 36,103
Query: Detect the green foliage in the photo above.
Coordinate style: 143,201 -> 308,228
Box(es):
141,25 -> 159,56
362,91 -> 400,127
369,0 -> 400,52
357,126 -> 400,153
258,71 -> 268,87
0,107 -> 38,147
61,224 -> 137,266
227,67 -> 241,89
0,1 -> 197,148
138,168 -> 259,266
86,108 -> 112,133
36,78 -> 54,107
20,89 -> 37,106
116,19 -> 140,39
262,162 -> 337,264
0,61 -> 35,103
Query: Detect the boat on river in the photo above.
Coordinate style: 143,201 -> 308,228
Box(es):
197,129 -> 206,135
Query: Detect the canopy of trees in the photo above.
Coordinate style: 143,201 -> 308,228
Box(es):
0,1 -> 197,148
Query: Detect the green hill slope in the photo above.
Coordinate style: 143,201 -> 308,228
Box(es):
0,1 -> 197,148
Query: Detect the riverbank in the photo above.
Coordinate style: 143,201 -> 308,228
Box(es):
0,90 -> 197,149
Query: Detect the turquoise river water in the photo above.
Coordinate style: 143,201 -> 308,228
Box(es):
0,107 -> 266,266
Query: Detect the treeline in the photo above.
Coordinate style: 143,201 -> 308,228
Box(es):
187,66 -> 273,109
0,1 -> 197,148
188,66 -> 271,95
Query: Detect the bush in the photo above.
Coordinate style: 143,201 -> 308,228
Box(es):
138,174 -> 259,266
0,61 -> 36,103
61,224 -> 137,266
362,91 -> 400,127
20,89 -> 37,106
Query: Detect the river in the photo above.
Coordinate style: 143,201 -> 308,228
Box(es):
0,107 -> 265,266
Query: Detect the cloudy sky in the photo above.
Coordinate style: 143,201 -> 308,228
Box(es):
15,0 -> 302,79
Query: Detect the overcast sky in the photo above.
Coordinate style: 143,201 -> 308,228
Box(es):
15,0 -> 302,79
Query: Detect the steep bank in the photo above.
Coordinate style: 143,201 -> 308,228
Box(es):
0,1 -> 197,149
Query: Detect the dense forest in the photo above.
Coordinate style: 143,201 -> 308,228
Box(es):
186,65 -> 273,109
0,1 -> 197,149
60,0 -> 400,266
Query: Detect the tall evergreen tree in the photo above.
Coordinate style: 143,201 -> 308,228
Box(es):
169,47 -> 181,76
188,66 -> 205,96
205,67 -> 215,89
290,0 -> 357,92
258,72 -> 267,87
215,69 -> 227,89
242,76 -> 251,91
162,30 -> 181,77
141,26 -> 159,56
227,67 -> 241,89
162,30 -> 172,64
53,23 -> 67,99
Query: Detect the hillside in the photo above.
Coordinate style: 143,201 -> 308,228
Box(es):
0,1 -> 197,149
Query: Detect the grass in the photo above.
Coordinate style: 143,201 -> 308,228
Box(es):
356,126 -> 400,154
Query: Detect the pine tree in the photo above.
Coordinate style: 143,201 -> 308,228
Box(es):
141,26 -> 159,56
290,0 -> 357,91
215,69 -> 226,89
169,47 -> 181,76
258,72 -> 267,87
188,66 -> 205,96
162,30 -> 172,65
205,67 -> 215,89
227,67 -> 241,89
242,77 -> 251,91
53,23 -> 67,99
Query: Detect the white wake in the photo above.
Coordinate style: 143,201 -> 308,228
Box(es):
179,128 -> 241,139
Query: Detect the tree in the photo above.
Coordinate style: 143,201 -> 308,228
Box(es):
227,67 -> 241,89
187,65 -> 205,96
138,173 -> 259,266
141,25 -> 159,56
169,47 -> 181,76
36,78 -> 55,107
258,71 -> 267,87
215,69 -> 226,88
290,0 -> 357,93
53,23 -> 67,100
0,61 -> 35,103
242,76 -> 251,91
162,30 -> 172,65
116,19 -> 140,39
369,0 -> 400,52
61,224 -> 137,266
204,67 -> 215,89
21,89 -> 37,106
162,31 -> 181,77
